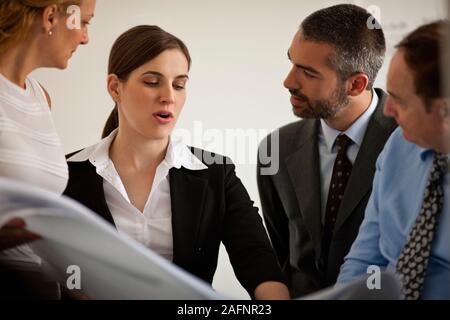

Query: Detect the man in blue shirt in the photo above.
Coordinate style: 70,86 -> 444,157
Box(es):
337,20 -> 450,300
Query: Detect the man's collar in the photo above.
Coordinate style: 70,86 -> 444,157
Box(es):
320,88 -> 379,152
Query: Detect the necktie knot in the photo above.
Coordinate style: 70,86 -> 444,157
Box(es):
334,134 -> 352,154
434,153 -> 449,176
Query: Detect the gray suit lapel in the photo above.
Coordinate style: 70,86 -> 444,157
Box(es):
285,120 -> 322,256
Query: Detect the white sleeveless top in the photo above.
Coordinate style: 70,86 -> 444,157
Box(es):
0,73 -> 68,193
0,73 -> 68,298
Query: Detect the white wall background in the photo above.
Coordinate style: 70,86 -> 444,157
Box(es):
32,0 -> 448,299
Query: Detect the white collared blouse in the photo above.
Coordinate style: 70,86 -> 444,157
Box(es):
68,129 -> 207,261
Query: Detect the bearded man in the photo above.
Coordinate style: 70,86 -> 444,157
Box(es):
257,4 -> 397,297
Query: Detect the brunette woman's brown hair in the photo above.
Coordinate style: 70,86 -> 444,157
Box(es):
102,25 -> 191,138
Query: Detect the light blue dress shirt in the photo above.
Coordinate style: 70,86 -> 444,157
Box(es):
337,128 -> 450,299
318,89 -> 379,223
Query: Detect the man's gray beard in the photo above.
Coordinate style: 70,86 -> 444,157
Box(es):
298,84 -> 349,119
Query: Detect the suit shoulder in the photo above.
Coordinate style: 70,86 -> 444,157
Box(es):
65,146 -> 98,175
371,106 -> 398,135
258,119 -> 315,153
66,150 -> 81,160
260,119 -> 311,142
372,88 -> 398,134
66,144 -> 97,162
278,119 -> 313,137
188,146 -> 233,168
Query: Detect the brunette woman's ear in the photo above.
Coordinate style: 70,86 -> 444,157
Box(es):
107,74 -> 121,102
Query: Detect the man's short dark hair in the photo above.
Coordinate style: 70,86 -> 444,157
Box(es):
396,20 -> 450,109
300,4 -> 386,90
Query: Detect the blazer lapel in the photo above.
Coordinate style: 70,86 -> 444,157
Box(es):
169,167 -> 208,267
66,161 -> 116,228
285,120 -> 322,257
334,92 -> 396,232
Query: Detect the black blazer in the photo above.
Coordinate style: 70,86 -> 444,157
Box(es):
64,147 -> 285,297
257,89 -> 398,297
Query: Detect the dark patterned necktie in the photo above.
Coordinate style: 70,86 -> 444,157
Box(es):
396,153 -> 449,300
321,134 -> 353,267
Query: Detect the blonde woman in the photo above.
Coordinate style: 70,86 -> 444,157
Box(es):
0,0 -> 96,299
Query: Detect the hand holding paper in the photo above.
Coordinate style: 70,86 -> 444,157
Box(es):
0,218 -> 41,251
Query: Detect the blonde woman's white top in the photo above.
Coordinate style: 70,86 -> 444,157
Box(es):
0,73 -> 68,298
0,73 -> 68,193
